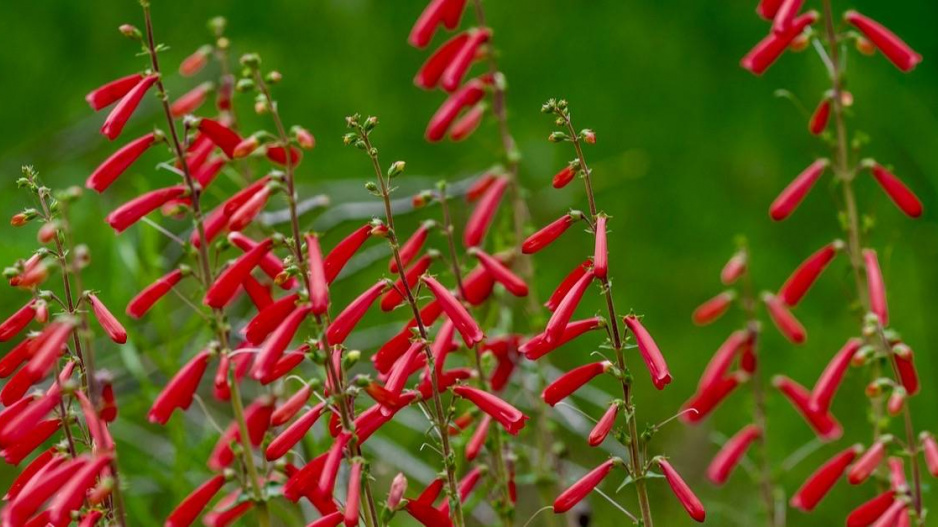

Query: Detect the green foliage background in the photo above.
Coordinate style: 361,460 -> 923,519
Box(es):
0,0 -> 936,525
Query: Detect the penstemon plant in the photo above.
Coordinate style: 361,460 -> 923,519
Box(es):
2,167 -> 128,525
685,1 -> 931,526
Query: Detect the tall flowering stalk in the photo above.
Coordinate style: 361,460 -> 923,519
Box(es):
2,166 -> 127,525
532,100 -> 705,526
730,1 -> 930,525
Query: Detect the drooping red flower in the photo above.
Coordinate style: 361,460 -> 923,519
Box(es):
48,454 -> 113,523
790,444 -> 861,511
323,224 -> 374,283
523,213 -> 575,254
392,221 -> 432,273
408,0 -> 467,48
756,0 -> 783,19
463,174 -> 507,247
708,424 -> 761,485
415,33 -> 470,89
421,275 -> 483,347
87,132 -> 159,192
692,290 -> 736,325
465,173 -> 496,202
588,403 -> 620,447
87,293 -> 127,344
543,361 -> 611,406
382,255 -> 433,312
808,338 -> 862,413
0,300 -> 36,342
696,330 -> 749,392
344,461 -> 363,526
552,166 -> 576,189
203,238 -> 273,308
148,350 -> 212,425
4,455 -> 84,523
520,317 -> 605,360
779,241 -> 842,306
741,11 -> 818,75
100,74 -> 158,140
86,73 -> 144,111
681,374 -> 745,424
471,249 -> 528,297
24,321 -> 74,380
848,440 -> 887,485
327,281 -> 387,345
453,385 -> 528,435
251,305 -> 312,383
405,501 -> 452,527
266,145 -> 303,167
228,184 -> 271,231
921,432 -> 938,477
845,11 -> 922,72
170,82 -> 213,117
869,163 -> 923,218
870,501 -> 909,527
229,232 -> 296,290
449,103 -> 484,141
4,447 -> 57,502
658,459 -> 706,522
198,118 -> 243,158
179,46 -> 211,76
847,491 -> 897,527
306,234 -> 330,315
465,415 -> 491,461
809,97 -> 831,135
127,269 -> 184,318
763,293 -> 806,344
893,343 -> 920,395
721,251 -> 747,284
769,158 -> 829,221
771,0 -> 804,34
553,459 -> 616,513
107,185 -> 187,233
427,76 -> 491,142
774,375 -> 842,440
623,315 -> 671,390
545,269 -> 595,344
591,215 -> 610,280
440,28 -> 491,92
863,249 -> 889,326
166,474 -> 226,527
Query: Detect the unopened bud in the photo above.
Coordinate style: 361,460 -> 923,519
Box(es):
387,161 -> 406,178
119,24 -> 141,39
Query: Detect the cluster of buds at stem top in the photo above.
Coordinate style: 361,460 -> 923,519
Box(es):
409,0 -> 497,143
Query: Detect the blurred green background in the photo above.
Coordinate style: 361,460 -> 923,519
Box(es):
1,0 -> 937,525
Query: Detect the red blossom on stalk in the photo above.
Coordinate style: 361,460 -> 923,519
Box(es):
847,490 -> 897,527
421,275 -> 483,346
452,385 -> 528,435
415,33 -> 470,88
692,290 -> 735,325
809,97 -> 831,135
521,316 -> 605,360
741,11 -> 819,75
252,305 -> 312,383
148,350 -> 211,425
868,162 -> 923,218
769,158 -> 829,221
462,173 -> 506,247
707,424 -> 761,485
847,439 -> 887,485
203,238 -> 273,308
623,315 -> 671,390
592,215 -> 609,279
921,432 -> 938,477
588,403 -> 620,447
778,241 -> 842,306
179,46 -> 210,76
696,330 -> 750,394
408,0 -> 468,48
229,232 -> 297,290
808,337 -> 862,413
166,474 -> 226,527
449,103 -> 484,141
763,292 -> 806,344
0,301 -> 36,342
721,251 -> 747,284
545,269 -> 595,344
100,74 -> 158,140
87,132 -> 159,192
327,281 -> 387,345
893,343 -> 919,395
863,249 -> 888,326
440,28 -> 491,92
86,73 -> 144,111
392,221 -> 432,273
127,269 -> 184,318
657,459 -> 706,522
790,444 -> 861,511
426,76 -> 491,142
106,185 -> 187,233
344,462 -> 363,526
306,234 -> 330,315
681,373 -> 745,424
553,459 -> 616,513
542,361 -> 611,406
86,293 -> 127,344
324,224 -> 373,283
844,11 -> 922,72
197,118 -> 242,158
522,213 -> 575,254
774,375 -> 842,440
471,249 -> 528,297
552,166 -> 576,189
48,454 -> 113,523
170,82 -> 213,117
382,254 -> 433,312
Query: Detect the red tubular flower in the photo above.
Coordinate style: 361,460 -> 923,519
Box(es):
863,249 -> 889,326
708,424 -> 761,485
869,163 -> 923,218
779,241 -> 842,306
543,260 -> 589,313
209,398 -> 274,471
769,158 -> 829,221
179,46 -> 210,76
790,444 -> 861,511
384,341 -> 424,397
588,402 -> 620,447
100,74 -> 158,140
0,338 -> 34,378
692,290 -> 736,325
382,255 -> 433,312
203,491 -> 253,527
893,343 -> 919,395
198,118 -> 243,158
392,221 -> 431,273
848,491 -> 897,527
271,385 -> 312,427
327,281 -> 387,345
87,293 -> 127,344
592,215 -> 610,280
106,185 -> 187,233
460,263 -> 495,305
344,462 -> 363,526
658,459 -> 706,522
888,456 -> 908,493
415,32 -> 469,89
405,501 -> 452,527
166,474 -> 226,527
552,165 -> 576,189
741,11 -> 819,75
148,350 -> 211,425
523,213 -> 575,254
251,305 -> 312,383
170,82 -> 212,117
681,374 -> 744,424
756,0 -> 783,19
721,251 -> 747,285
244,293 -> 299,344
546,269 -> 595,344
229,232 -> 296,290
543,361 -> 611,406
808,338 -> 862,413
845,11 -> 922,72
318,432 -> 350,496
440,28 -> 491,92
87,132 -> 158,192
324,224 -> 373,283
471,249 -> 528,297
308,512 -> 344,527
809,97 -> 831,135
421,275 -> 483,347
553,459 -> 616,513
465,173 -> 496,202
86,73 -> 144,111
2,418 -> 61,465
4,447 -> 57,501
266,145 -> 303,167
228,185 -> 271,231
24,321 -> 74,380
307,234 -> 330,315
408,0 -> 467,48
79,510 -> 104,527
697,330 -> 749,392
465,415 -> 491,461
872,501 -> 908,527
763,293 -> 806,344
203,238 -> 273,308
463,174 -> 507,247
921,432 -> 938,477
774,375 -> 842,440
771,0 -> 804,34
127,269 -> 183,318
426,76 -> 490,142
449,103 -> 484,141
48,454 -> 112,523
848,440 -> 887,485
623,315 -> 672,390
243,275 -> 273,310
453,385 -> 528,435
0,301 -> 35,342
5,455 -> 83,523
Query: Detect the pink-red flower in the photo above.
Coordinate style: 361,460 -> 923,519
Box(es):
252,305 -> 312,383
307,234 -> 330,315
869,163 -> 923,218
148,350 -> 212,425
421,275 -> 484,347
592,215 -> 609,280
553,459 -> 616,513
847,491 -> 897,527
87,293 -> 127,344
848,439 -> 887,485
127,269 -> 184,318
545,269 -> 595,344
523,213 -> 575,254
721,251 -> 747,284
179,46 -> 211,77
707,424 -> 761,485
774,375 -> 842,440
769,158 -> 829,221
453,385 -> 528,435
808,338 -> 862,413
170,82 -> 213,117
203,238 -> 273,308
408,0 -> 467,49
0,300 -> 36,342
542,361 -> 611,406
763,292 -> 806,344
324,224 -> 374,283
588,403 -> 620,447
521,317 -> 604,360
790,444 -> 861,511
198,118 -> 243,158
623,315 -> 671,390
440,28 -> 491,92
893,343 -> 920,395
393,221 -> 432,273
471,249 -> 528,297
845,11 -> 922,72
427,76 -> 491,142
345,462 -> 363,526
86,73 -> 144,111
463,174 -> 507,247
87,132 -> 160,192
692,290 -> 735,325
741,11 -> 818,75
166,474 -> 226,527
327,281 -> 387,345
681,373 -> 745,424
863,249 -> 889,326
107,185 -> 187,233
809,97 -> 831,135
552,166 -> 576,189
100,74 -> 158,140
382,254 -> 434,312
658,459 -> 706,522
545,259 -> 591,312
779,241 -> 842,306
